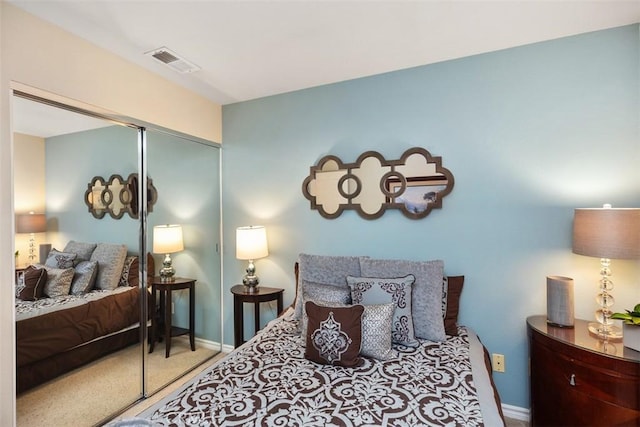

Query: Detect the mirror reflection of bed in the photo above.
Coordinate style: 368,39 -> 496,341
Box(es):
12,95 -> 222,426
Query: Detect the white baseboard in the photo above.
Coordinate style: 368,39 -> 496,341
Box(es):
193,336 -> 233,354
502,404 -> 530,422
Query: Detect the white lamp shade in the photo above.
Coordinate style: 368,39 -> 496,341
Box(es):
16,213 -> 47,234
153,224 -> 184,254
236,226 -> 269,260
572,208 -> 640,259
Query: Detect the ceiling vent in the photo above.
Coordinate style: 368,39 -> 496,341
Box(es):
145,47 -> 200,74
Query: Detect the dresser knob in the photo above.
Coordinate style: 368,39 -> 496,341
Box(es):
569,374 -> 576,386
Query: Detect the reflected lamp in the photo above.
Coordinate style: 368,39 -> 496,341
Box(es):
16,212 -> 47,263
153,224 -> 184,282
236,226 -> 269,291
572,205 -> 640,340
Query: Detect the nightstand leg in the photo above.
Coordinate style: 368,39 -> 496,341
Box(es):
189,283 -> 195,351
165,290 -> 172,358
234,297 -> 244,348
254,302 -> 260,336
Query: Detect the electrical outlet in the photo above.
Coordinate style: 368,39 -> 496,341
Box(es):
492,353 -> 505,373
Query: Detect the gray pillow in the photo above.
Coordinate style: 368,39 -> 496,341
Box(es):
90,243 -> 127,290
70,260 -> 98,295
63,241 -> 97,261
44,249 -> 77,269
42,266 -> 74,297
348,274 -> 419,347
360,258 -> 446,342
293,253 -> 364,319
300,283 -> 352,338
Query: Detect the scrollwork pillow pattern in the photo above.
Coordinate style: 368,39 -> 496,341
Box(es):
304,301 -> 363,367
347,274 -> 419,347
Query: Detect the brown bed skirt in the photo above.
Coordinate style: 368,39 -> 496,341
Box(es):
16,326 -> 140,394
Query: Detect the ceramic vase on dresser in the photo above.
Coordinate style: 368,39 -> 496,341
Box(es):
623,323 -> 640,352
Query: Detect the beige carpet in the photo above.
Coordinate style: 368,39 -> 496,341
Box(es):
17,337 -> 220,427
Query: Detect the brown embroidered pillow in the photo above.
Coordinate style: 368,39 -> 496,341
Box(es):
443,276 -> 465,335
304,301 -> 364,367
18,266 -> 47,301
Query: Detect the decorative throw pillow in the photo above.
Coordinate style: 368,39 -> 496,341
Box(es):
43,266 -> 75,297
90,243 -> 128,290
302,299 -> 396,361
359,258 -> 446,342
44,249 -> 77,269
119,256 -> 138,287
347,274 -> 419,347
300,282 -> 352,338
443,276 -> 465,336
304,301 -> 364,367
70,260 -> 99,295
294,253 -> 364,319
18,266 -> 47,301
63,241 -> 97,262
360,303 -> 396,360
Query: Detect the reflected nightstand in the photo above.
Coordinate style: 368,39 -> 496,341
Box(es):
149,277 -> 196,358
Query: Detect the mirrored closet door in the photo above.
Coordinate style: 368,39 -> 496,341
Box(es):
145,128 -> 222,394
12,92 -> 222,426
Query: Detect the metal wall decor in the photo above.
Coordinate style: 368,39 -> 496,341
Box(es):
302,147 -> 454,220
84,173 -> 157,219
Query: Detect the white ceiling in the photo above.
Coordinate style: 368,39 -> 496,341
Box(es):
8,1 -> 640,107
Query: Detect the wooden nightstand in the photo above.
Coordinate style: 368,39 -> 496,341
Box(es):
527,315 -> 640,426
149,277 -> 196,358
231,285 -> 283,348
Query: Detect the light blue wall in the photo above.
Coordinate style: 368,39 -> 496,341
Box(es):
45,125 -> 139,247
221,25 -> 640,409
46,125 -> 222,343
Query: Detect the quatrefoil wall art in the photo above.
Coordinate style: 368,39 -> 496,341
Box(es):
302,147 -> 454,220
84,173 -> 158,219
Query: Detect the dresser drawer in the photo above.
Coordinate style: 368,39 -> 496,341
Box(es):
532,339 -> 640,410
528,316 -> 640,427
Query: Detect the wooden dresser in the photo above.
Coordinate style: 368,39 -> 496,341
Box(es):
527,315 -> 640,426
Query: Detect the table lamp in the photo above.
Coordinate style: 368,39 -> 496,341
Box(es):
236,225 -> 269,292
572,205 -> 640,340
153,224 -> 184,282
16,212 -> 47,263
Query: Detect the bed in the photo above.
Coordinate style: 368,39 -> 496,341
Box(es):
15,241 -> 153,393
130,254 -> 505,426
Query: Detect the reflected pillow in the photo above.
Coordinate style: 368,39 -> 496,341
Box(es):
18,266 -> 47,301
42,266 -> 74,297
45,249 -> 77,269
63,241 -> 97,262
348,274 -> 419,347
119,256 -> 138,287
304,301 -> 363,367
70,260 -> 98,295
90,243 -> 127,290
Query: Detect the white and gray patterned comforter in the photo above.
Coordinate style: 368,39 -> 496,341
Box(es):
138,309 -> 504,426
15,286 -> 132,321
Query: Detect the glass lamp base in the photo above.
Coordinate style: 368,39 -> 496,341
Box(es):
588,322 -> 623,341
